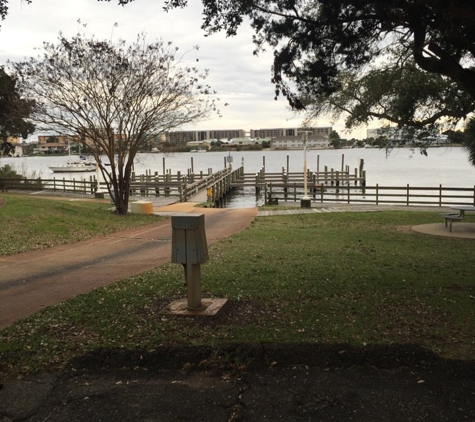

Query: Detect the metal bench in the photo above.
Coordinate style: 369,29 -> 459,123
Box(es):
440,213 -> 464,232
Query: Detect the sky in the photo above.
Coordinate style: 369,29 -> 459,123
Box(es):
0,0 -> 369,139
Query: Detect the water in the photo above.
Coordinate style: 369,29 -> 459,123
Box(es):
2,147 -> 474,208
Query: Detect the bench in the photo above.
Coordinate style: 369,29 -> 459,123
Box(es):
440,213 -> 464,232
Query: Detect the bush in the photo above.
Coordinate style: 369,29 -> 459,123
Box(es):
0,164 -> 24,179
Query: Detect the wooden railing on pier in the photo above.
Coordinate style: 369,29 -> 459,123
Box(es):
2,170 -> 474,207
263,182 -> 475,207
123,167 -> 243,203
0,177 -> 97,195
206,166 -> 244,205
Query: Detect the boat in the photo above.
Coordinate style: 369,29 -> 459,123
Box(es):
49,155 -> 96,173
49,139 -> 97,173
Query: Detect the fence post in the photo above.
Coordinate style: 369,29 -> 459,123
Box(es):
376,184 -> 379,205
407,184 -> 410,206
439,184 -> 442,207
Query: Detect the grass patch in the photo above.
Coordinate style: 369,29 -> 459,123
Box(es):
0,194 -> 165,255
1,209 -> 475,378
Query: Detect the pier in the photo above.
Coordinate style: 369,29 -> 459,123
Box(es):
2,153 -> 474,207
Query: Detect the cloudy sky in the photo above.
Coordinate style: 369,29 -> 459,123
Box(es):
0,0 -> 367,138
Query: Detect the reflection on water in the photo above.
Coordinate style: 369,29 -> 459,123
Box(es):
216,187 -> 265,209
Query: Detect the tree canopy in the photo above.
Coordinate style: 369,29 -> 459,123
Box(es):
160,0 -> 475,161
0,67 -> 35,155
159,1 -> 475,111
11,33 -> 219,214
305,52 -> 475,132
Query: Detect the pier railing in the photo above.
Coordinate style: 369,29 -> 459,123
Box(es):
2,174 -> 474,207
206,166 -> 244,205
263,183 -> 475,207
0,177 -> 97,195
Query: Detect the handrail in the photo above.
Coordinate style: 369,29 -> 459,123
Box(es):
2,176 -> 474,207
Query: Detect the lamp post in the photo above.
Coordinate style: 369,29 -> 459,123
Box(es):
301,131 -> 311,208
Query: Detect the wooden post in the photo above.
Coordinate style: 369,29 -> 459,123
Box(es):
341,154 -> 345,172
184,263 -> 202,309
407,184 -> 410,206
376,184 -> 379,205
287,155 -> 290,174
359,159 -> 365,186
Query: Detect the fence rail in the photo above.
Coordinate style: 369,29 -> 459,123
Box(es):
2,175 -> 475,207
264,183 -> 475,207
0,177 -> 97,195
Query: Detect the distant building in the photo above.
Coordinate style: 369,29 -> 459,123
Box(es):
37,135 -> 80,144
250,126 -> 332,139
33,142 -> 68,154
271,134 -> 329,150
5,136 -> 21,144
165,129 -> 246,145
366,127 -> 449,145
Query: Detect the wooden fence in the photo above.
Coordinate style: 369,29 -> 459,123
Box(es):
0,167 -> 243,203
0,177 -> 97,195
2,175 -> 474,207
264,183 -> 475,207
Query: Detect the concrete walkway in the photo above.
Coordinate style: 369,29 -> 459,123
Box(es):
1,196 -> 473,329
0,200 -> 257,329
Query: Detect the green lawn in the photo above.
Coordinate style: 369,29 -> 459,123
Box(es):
0,194 -> 164,255
1,196 -> 474,378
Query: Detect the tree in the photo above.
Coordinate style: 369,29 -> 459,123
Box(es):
159,1 -> 475,106
11,33 -> 219,214
158,0 -> 475,161
464,117 -> 475,165
0,67 -> 35,155
328,130 -> 341,149
304,53 -> 475,133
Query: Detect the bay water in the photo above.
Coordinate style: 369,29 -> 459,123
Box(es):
1,147 -> 474,208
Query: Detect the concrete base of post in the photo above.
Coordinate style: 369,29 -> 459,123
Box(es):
165,298 -> 229,316
300,198 -> 312,208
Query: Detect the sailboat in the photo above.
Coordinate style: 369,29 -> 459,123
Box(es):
49,143 -> 96,173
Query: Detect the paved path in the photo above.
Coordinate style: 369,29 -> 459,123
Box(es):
0,201 -> 257,329
1,197 -> 473,329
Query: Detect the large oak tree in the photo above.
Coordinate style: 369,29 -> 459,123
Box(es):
159,0 -> 475,159
0,67 -> 35,155
158,1 -> 475,108
11,33 -> 219,214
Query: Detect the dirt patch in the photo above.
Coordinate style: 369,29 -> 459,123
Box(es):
395,225 -> 415,233
0,197 -> 4,208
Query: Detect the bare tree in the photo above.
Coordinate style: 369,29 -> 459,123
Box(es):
10,33 -> 220,214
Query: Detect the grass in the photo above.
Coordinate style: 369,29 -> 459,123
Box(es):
0,194 -> 165,255
1,196 -> 475,379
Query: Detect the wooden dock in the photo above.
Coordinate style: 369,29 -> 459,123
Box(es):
2,152 -> 475,207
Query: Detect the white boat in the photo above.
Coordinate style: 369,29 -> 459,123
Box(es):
49,155 -> 96,173
49,148 -> 96,173
49,139 -> 97,172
